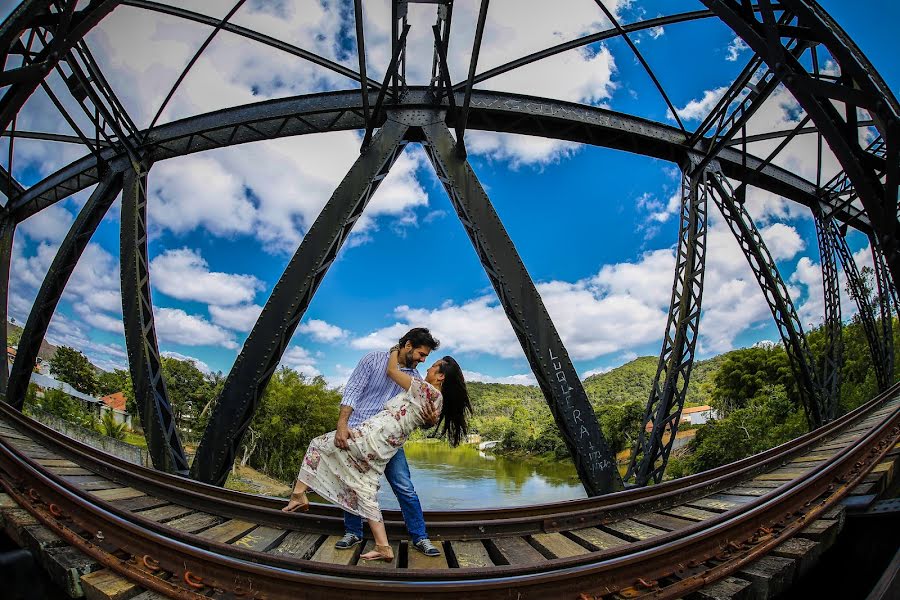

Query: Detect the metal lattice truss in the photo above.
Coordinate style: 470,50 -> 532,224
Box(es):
0,0 -> 897,493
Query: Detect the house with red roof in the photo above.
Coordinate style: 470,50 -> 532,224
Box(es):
99,391 -> 132,428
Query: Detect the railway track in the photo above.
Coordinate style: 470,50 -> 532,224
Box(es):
1,385 -> 898,599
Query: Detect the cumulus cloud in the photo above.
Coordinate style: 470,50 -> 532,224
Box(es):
673,86 -> 728,122
726,36 -> 748,61
150,247 -> 263,306
209,303 -> 263,332
154,307 -> 238,349
298,319 -> 348,342
280,345 -> 320,377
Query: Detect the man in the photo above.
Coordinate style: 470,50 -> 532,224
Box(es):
332,327 -> 442,556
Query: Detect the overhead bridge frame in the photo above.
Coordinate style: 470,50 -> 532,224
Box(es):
1,0 -> 897,492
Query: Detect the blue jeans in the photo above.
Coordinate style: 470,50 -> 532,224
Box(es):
343,448 -> 428,543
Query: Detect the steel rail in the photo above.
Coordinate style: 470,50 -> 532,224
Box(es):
1,389 -> 896,598
0,381 -> 895,536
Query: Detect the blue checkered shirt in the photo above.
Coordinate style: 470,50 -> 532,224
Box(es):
342,350 -> 421,428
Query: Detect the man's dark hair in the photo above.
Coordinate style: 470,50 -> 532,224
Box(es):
399,327 -> 440,351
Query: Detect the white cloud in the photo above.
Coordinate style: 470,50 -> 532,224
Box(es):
160,350 -> 212,374
280,345 -> 320,377
18,204 -> 75,243
154,307 -> 238,349
150,247 -> 262,306
209,303 -> 263,332
298,319 -> 348,342
674,86 -> 728,122
726,36 -> 748,61
760,223 -> 805,260
463,371 -> 537,385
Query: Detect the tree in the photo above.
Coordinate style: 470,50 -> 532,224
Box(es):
160,357 -> 215,430
48,346 -> 99,395
99,410 -> 127,440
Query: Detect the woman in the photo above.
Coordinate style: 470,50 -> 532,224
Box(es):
282,346 -> 472,562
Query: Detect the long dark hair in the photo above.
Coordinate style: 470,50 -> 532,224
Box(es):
433,356 -> 472,446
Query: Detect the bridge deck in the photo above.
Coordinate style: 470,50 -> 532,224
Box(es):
1,391 -> 898,598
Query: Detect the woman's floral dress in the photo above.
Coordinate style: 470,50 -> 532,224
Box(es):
296,379 -> 442,522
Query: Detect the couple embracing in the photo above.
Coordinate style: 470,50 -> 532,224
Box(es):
282,328 -> 472,562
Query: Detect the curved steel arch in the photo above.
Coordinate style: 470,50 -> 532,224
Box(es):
1,0 -> 897,491
6,89 -> 873,231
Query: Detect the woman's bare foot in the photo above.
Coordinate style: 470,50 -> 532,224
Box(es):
282,491 -> 309,513
360,544 -> 394,562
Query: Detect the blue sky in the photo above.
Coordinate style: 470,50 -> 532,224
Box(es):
2,0 -> 897,387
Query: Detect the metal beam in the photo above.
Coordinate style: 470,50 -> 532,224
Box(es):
814,213 -> 843,421
708,174 -> 826,428
0,215 -> 14,395
627,160 -> 709,486
190,118 -> 410,486
701,0 -> 900,307
871,240 -> 895,388
6,90 -> 871,232
120,163 -> 189,475
6,172 -> 123,410
456,0 -> 489,156
420,117 -> 623,496
0,0 -> 121,135
122,0 -> 380,91
830,224 -> 891,392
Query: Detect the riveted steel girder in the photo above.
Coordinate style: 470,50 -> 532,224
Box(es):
699,0 -> 900,298
627,162 -> 709,486
190,118 -> 410,486
708,175 -> 826,428
420,118 -> 623,496
814,213 -> 842,421
6,172 -> 123,410
0,0 -> 121,135
830,224 -> 891,392
0,215 -> 14,395
121,164 -> 188,475
5,90 -> 872,233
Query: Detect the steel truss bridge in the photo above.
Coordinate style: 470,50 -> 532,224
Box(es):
0,0 -> 898,500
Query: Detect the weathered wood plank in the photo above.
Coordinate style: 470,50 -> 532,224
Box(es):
686,575 -> 753,600
91,487 -> 146,501
44,546 -> 101,598
798,518 -> 842,550
164,512 -> 221,534
268,531 -> 321,559
231,526 -> 285,552
771,537 -> 822,580
2,507 -> 39,545
46,466 -> 94,476
81,568 -> 141,600
631,511 -> 696,532
661,505 -> 721,522
568,527 -> 629,550
357,541 -> 399,568
108,495 -> 168,512
491,536 -> 545,566
531,532 -> 589,558
135,504 -> 193,522
450,540 -> 493,568
722,486 -> 772,497
407,541 -> 450,569
310,535 -> 361,565
62,475 -> 121,491
736,555 -> 795,599
197,519 -> 256,544
603,519 -> 667,541
36,458 -> 81,468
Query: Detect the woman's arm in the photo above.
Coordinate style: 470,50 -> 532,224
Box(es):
386,347 -> 414,390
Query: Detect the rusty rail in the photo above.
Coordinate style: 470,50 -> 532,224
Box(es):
0,385 -> 898,598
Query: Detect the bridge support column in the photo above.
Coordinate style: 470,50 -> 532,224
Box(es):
708,175 -> 826,428
0,214 -> 14,396
420,119 -> 623,496
191,118 -> 410,486
814,213 -> 843,421
627,160 -> 709,486
121,162 -> 188,475
7,171 -> 123,410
